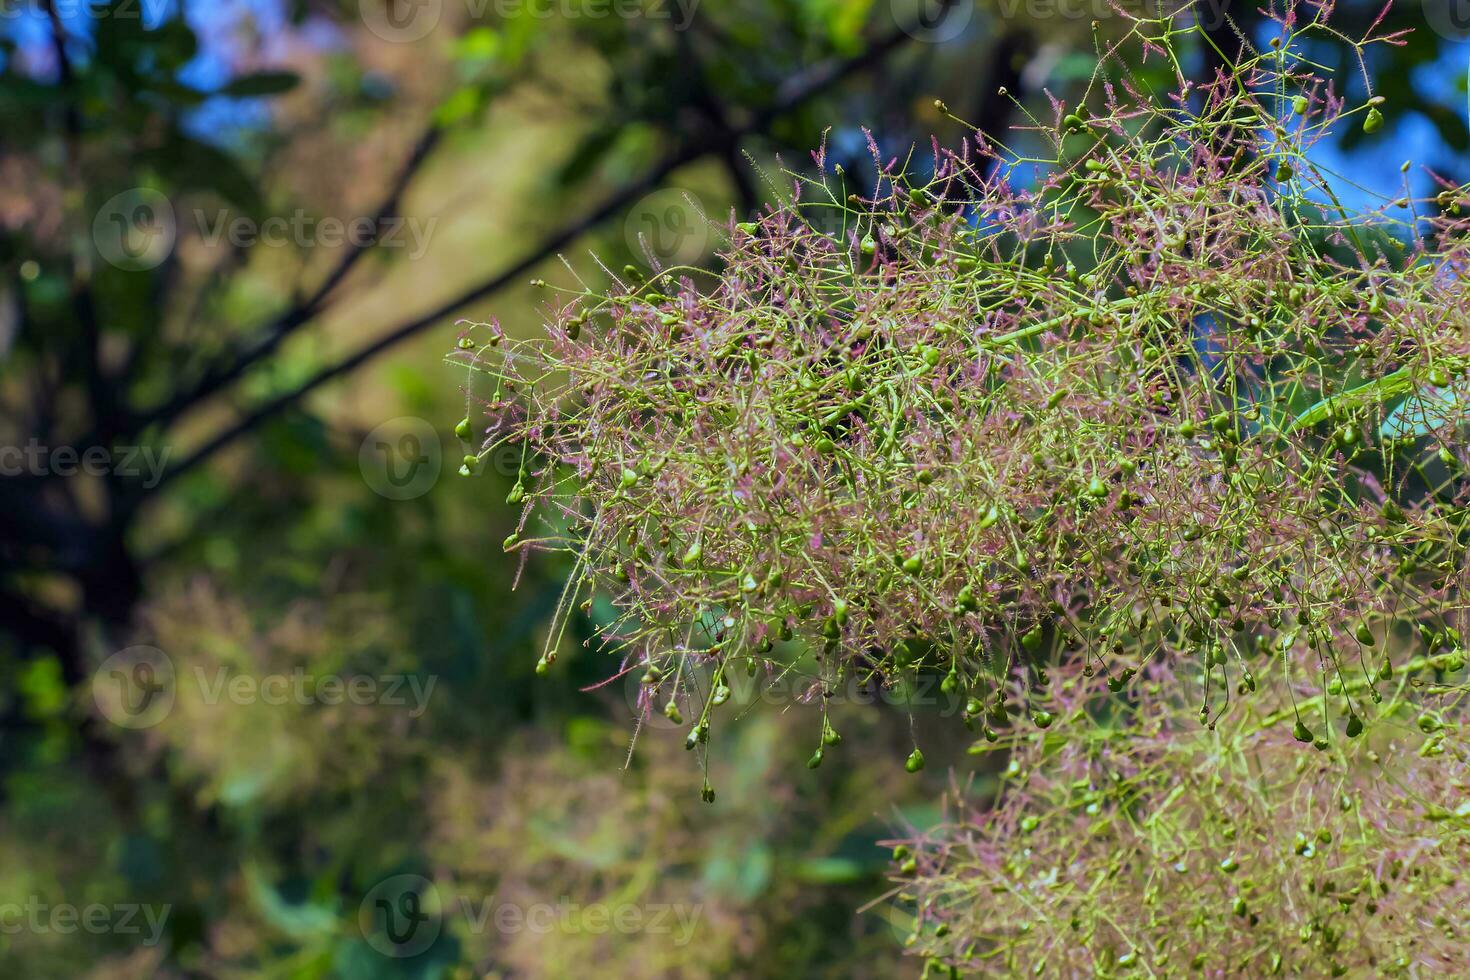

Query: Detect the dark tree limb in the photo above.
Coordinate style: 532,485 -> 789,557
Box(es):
156,22 -> 924,489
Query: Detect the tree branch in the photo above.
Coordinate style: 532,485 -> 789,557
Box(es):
155,22 -> 922,489
131,127 -> 446,435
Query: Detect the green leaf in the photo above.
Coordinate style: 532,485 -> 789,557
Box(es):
791,856 -> 867,884
1381,386 -> 1463,438
244,863 -> 339,939
1289,369 -> 1419,430
219,71 -> 300,97
454,27 -> 501,63
137,131 -> 262,214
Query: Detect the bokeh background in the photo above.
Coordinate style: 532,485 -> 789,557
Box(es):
1,1 -> 1468,976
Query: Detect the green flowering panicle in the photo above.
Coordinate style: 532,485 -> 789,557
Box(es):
894,671 -> 1470,978
455,2 -> 1470,768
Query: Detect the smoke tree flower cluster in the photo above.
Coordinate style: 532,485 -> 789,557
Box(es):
459,3 -> 1470,962
893,678 -> 1470,978
462,1 -> 1466,761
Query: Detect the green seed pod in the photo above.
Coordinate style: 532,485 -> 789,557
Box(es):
663,701 -> 683,724
806,748 -> 824,769
902,554 -> 923,575
1355,623 -> 1375,645
454,417 -> 473,441
1345,714 -> 1364,738
701,782 -> 716,803
502,532 -> 519,552
1219,856 -> 1240,873
681,541 -> 702,566
1293,95 -> 1309,115
1293,720 -> 1314,743
1021,625 -> 1043,651
535,657 -> 549,676
905,748 -> 925,773
860,235 -> 876,257
1363,107 -> 1384,134
832,598 -> 849,626
1031,709 -> 1055,729
823,726 -> 841,746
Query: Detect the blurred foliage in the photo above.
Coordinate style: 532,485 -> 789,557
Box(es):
0,0 -> 1467,976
